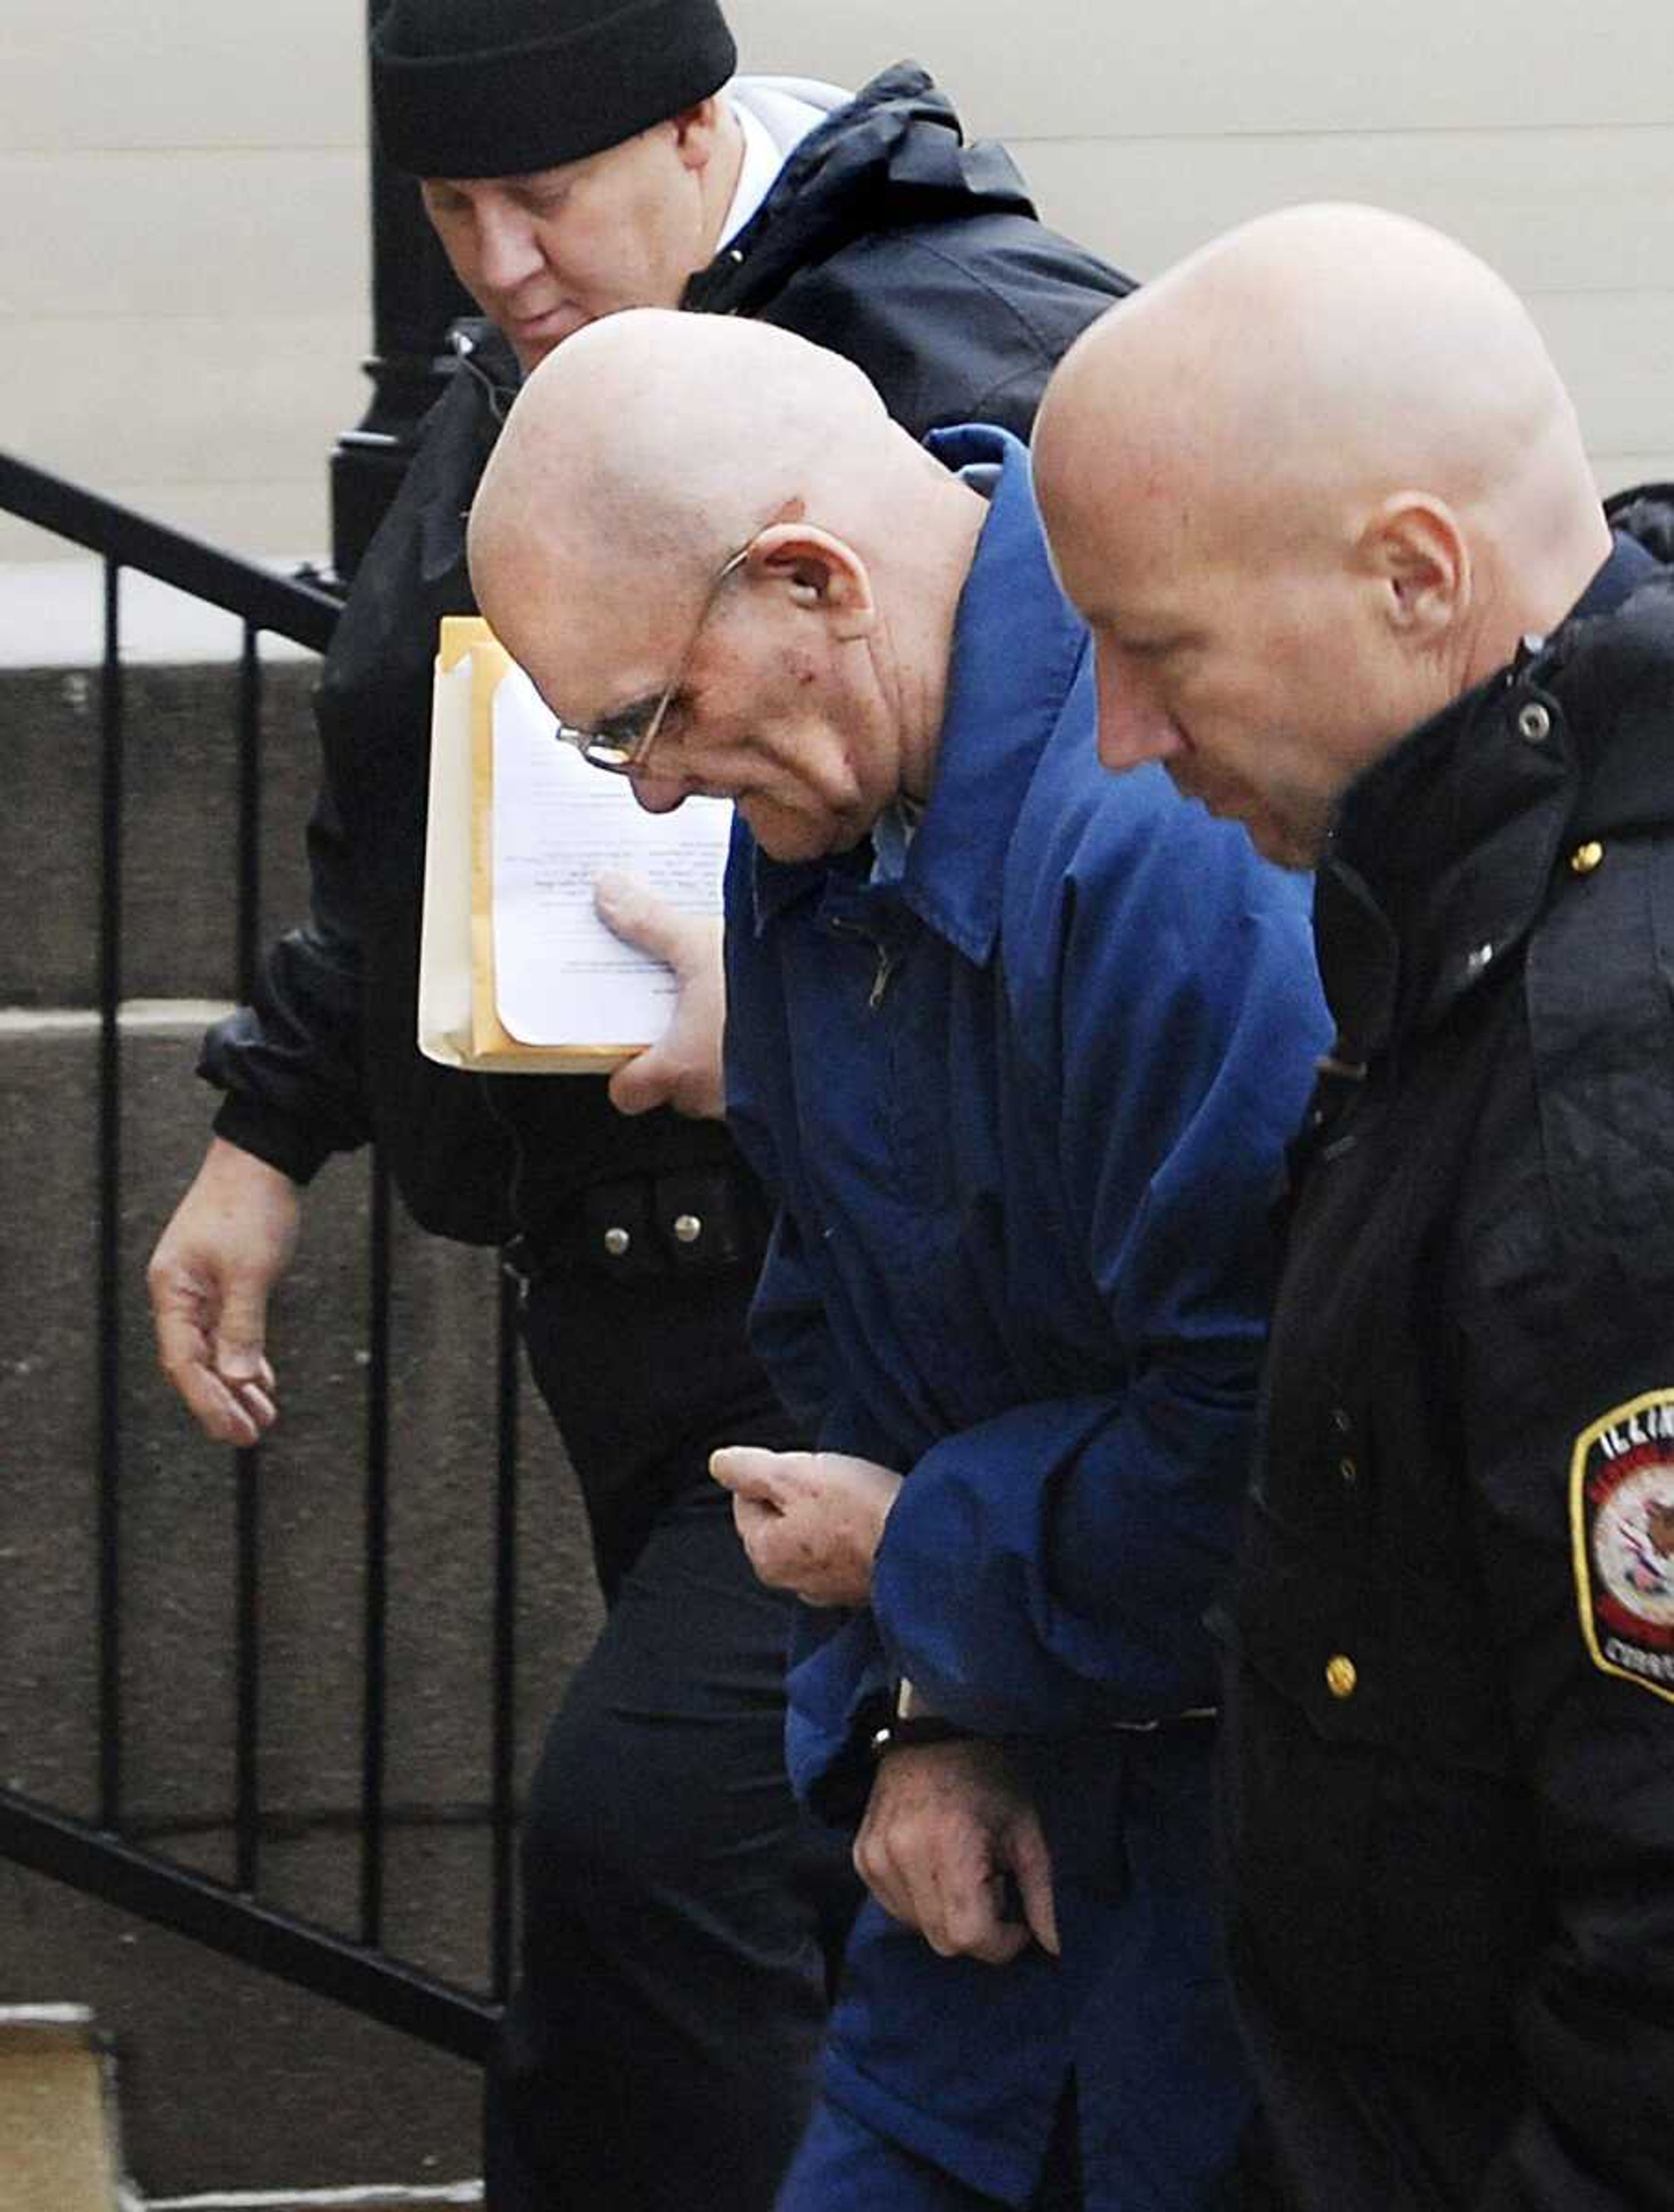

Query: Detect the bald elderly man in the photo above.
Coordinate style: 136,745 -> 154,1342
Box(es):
1037,203 -> 1674,2210
470,310 -> 1328,2210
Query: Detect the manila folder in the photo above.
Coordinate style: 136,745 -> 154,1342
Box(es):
417,615 -> 732,1073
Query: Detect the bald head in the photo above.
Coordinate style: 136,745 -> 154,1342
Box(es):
475,309 -> 895,594
1036,204 -> 1609,864
468,309 -> 987,860
1041,203 -> 1589,541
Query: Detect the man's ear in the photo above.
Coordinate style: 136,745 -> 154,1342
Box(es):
1359,495 -> 1470,642
748,523 -> 877,642
669,99 -> 723,172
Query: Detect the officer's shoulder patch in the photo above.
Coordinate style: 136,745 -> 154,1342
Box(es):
1571,1391 -> 1674,1706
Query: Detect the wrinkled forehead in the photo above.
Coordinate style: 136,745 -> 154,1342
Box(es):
471,517 -> 613,666
510,601 -> 675,723
507,572 -> 706,732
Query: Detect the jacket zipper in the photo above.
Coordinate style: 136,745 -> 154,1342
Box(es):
452,326 -> 517,425
828,915 -> 898,1009
477,1072 -> 537,1307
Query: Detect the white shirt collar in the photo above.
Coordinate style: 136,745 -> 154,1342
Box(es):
719,97 -> 781,247
716,77 -> 848,249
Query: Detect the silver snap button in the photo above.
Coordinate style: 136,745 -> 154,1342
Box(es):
672,1213 -> 703,1245
1466,942 -> 1495,975
1332,1406 -> 1352,1434
603,1226 -> 631,1257
1516,701 -> 1552,743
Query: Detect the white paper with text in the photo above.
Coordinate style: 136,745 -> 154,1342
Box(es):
490,663 -> 732,1047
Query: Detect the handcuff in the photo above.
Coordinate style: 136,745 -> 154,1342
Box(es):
868,1677 -> 974,1761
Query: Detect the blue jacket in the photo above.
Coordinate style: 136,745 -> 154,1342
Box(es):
724,429 -> 1330,2206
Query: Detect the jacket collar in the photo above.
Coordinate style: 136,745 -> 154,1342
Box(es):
1318,530 -> 1674,1060
685,63 -> 1036,317
749,427 -> 1088,955
420,319 -> 521,584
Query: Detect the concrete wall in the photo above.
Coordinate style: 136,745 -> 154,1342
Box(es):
3,0 -> 1671,567
1,0 -> 371,564
728,0 -> 1674,499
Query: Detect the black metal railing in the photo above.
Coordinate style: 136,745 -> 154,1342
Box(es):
0,451 -> 515,2062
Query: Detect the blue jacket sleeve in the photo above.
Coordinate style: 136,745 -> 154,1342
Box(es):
872,791 -> 1330,1735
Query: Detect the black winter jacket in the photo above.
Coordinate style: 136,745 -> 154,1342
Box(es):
201,64 -> 1130,1246
1221,513 -> 1674,2210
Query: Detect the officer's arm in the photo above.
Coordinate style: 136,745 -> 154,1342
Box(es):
1460,857 -> 1674,2211
1462,1337 -> 1674,2210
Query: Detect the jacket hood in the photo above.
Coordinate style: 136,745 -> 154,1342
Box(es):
686,62 -> 1038,314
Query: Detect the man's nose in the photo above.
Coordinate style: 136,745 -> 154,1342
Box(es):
627,765 -> 689,817
474,202 -> 544,293
1094,642 -> 1181,772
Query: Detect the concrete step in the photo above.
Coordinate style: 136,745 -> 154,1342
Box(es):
0,561 -> 321,676
145,2190 -> 483,2210
0,1009 -> 603,2193
0,2006 -> 128,2212
0,1878 -> 491,2200
0,2004 -> 486,2211
0,660 -> 321,1006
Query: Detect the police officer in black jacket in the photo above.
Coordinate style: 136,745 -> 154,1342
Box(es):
145,4 -> 1130,2205
1037,203 -> 1674,2211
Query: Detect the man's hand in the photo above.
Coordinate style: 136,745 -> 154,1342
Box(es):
595,870 -> 726,1119
146,1136 -> 301,1446
710,1446 -> 903,1608
856,1737 -> 1059,1966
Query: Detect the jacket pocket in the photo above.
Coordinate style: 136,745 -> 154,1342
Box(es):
1218,1492 -> 1539,2060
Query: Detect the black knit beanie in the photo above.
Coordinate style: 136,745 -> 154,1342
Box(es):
371,0 -> 738,178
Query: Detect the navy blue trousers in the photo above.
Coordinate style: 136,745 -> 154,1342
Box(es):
777,2083 -> 1083,2212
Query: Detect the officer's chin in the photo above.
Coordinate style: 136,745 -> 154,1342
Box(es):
1245,805 -> 1329,875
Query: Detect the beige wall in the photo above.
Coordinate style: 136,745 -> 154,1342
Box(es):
4,0 -> 1670,566
1,0 -> 370,564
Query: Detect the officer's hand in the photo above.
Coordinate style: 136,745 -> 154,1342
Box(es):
855,1738 -> 1059,1967
146,1137 -> 300,1447
710,1446 -> 903,1608
594,871 -> 726,1120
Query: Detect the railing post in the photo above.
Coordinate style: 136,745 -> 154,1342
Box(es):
360,1147 -> 395,1948
329,0 -> 473,584
490,1267 -> 522,2001
231,625 -> 268,1896
0,458 -> 499,2059
96,559 -> 125,1832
